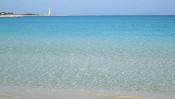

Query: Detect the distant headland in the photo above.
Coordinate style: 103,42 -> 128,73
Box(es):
0,8 -> 65,17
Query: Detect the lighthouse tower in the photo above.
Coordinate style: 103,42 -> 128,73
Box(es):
48,8 -> 51,15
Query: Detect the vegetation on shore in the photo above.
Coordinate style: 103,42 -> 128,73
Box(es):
0,12 -> 38,15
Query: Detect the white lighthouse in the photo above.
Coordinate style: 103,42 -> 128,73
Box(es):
48,8 -> 51,15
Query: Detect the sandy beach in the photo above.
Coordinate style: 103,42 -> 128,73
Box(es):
1,86 -> 175,99
0,15 -> 39,17
0,86 -> 150,99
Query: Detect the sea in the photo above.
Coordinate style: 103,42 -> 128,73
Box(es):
0,16 -> 175,98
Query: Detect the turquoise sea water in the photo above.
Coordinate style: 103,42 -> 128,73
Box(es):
0,16 -> 175,95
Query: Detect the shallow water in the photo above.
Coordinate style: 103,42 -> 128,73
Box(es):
0,16 -> 175,96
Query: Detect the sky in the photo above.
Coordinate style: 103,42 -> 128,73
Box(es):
1,0 -> 175,15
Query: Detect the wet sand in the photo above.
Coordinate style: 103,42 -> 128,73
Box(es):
0,86 -> 150,99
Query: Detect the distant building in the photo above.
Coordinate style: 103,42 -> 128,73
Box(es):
0,12 -> 6,15
48,8 -> 53,16
0,12 -> 13,15
48,8 -> 51,15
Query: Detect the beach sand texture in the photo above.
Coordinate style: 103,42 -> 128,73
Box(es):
0,86 -> 150,99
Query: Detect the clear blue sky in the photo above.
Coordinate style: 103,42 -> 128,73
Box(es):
1,0 -> 175,15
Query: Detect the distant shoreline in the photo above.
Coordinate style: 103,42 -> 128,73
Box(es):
0,15 -> 67,17
1,15 -> 175,17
